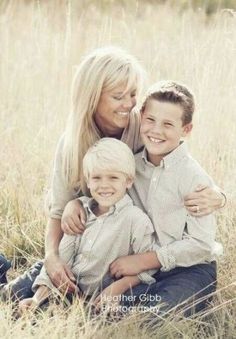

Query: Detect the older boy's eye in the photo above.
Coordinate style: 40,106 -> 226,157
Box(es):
165,122 -> 173,126
111,176 -> 119,180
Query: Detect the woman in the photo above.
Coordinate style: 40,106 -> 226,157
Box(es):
1,46 -> 225,301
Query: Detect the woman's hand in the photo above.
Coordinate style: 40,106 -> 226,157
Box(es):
44,254 -> 77,293
61,199 -> 87,235
184,184 -> 226,217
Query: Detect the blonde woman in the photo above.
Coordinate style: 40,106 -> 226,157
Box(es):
0,46 -> 225,301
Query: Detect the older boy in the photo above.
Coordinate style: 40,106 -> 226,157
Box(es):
110,81 -> 222,315
18,138 -> 157,312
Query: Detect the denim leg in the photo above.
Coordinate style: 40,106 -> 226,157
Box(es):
0,254 -> 11,284
120,262 -> 217,317
1,261 -> 43,302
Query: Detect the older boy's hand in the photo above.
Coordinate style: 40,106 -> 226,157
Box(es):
61,199 -> 87,235
184,184 -> 225,217
110,254 -> 144,278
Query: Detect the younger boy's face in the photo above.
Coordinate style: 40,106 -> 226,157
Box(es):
87,170 -> 132,213
141,99 -> 192,166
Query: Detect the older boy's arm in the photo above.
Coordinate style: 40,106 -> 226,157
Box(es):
110,212 -> 161,279
155,175 -> 221,271
155,214 -> 218,271
94,276 -> 141,306
110,251 -> 161,278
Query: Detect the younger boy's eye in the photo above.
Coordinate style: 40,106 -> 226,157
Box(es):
111,176 -> 119,180
91,176 -> 100,180
164,122 -> 173,126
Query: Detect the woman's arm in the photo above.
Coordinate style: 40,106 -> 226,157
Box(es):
61,199 -> 87,235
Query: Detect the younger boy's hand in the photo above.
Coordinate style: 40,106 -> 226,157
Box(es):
18,298 -> 38,314
45,254 -> 77,293
110,254 -> 144,278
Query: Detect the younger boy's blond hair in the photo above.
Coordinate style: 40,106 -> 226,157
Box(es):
82,138 -> 135,193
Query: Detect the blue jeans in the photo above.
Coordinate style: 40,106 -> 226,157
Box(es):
120,262 -> 217,317
0,260 -> 43,301
1,258 -> 216,319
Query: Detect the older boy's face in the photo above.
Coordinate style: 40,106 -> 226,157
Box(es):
87,170 -> 132,213
141,99 -> 192,166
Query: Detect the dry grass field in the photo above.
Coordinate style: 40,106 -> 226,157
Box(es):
0,0 -> 236,338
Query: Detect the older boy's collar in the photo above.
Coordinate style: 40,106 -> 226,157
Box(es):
141,141 -> 188,169
162,141 -> 188,169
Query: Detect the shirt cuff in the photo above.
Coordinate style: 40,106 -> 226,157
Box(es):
156,246 -> 176,272
137,271 -> 156,285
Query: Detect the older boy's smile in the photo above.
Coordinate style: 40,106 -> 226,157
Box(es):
148,137 -> 166,143
141,99 -> 192,166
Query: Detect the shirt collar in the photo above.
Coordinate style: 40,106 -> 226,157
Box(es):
83,194 -> 133,219
141,141 -> 189,169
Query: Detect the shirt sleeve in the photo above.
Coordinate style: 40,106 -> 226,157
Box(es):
32,234 -> 80,293
155,173 -> 221,272
130,209 -> 157,284
46,135 -> 77,219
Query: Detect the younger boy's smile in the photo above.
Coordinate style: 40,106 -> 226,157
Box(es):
141,99 -> 192,166
87,170 -> 133,214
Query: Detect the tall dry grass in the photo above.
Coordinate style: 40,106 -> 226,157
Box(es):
0,0 -> 236,337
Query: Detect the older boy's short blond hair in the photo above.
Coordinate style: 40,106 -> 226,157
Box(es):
83,138 -> 136,182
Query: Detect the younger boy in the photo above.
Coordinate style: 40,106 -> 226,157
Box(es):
18,138 -> 157,312
110,81 -> 222,315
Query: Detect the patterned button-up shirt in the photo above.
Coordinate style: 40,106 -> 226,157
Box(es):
33,194 -> 157,295
129,141 -> 222,272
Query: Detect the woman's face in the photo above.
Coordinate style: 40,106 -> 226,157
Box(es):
94,83 -> 137,137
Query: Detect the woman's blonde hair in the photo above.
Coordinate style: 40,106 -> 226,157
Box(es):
62,46 -> 144,193
83,138 -> 135,194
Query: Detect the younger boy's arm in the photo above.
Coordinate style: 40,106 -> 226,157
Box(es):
34,234 -> 80,294
18,285 -> 50,314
